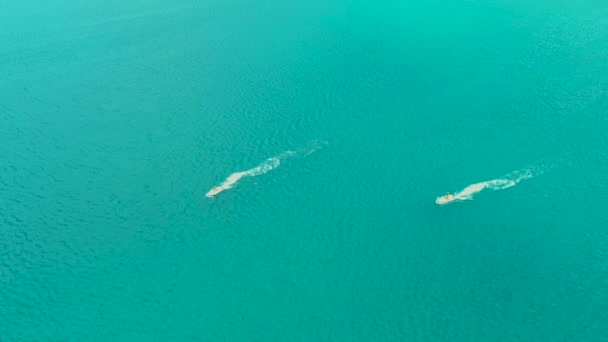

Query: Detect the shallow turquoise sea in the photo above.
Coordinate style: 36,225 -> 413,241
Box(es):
2,0 -> 608,340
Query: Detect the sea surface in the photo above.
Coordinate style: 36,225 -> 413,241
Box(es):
2,0 -> 608,340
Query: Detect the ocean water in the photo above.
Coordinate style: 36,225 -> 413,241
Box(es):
2,0 -> 608,340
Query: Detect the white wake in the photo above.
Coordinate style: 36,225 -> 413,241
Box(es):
206,141 -> 326,198
436,162 -> 551,205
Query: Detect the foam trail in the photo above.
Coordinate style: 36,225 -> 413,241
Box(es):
206,141 -> 325,198
436,162 -> 552,205
205,158 -> 281,198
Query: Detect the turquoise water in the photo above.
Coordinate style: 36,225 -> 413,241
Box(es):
2,0 -> 608,340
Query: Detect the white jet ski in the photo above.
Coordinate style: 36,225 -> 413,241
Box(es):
205,186 -> 225,198
436,193 -> 456,205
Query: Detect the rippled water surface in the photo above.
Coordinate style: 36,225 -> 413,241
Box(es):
2,0 -> 608,340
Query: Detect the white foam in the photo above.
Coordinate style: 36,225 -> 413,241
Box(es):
206,141 -> 326,198
436,162 -> 551,205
